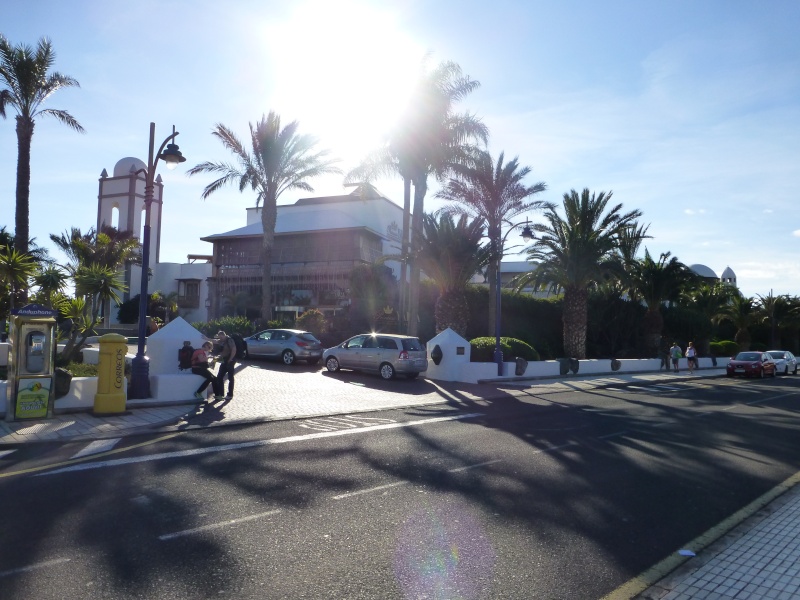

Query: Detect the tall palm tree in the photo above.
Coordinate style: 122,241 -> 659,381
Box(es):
346,56 -> 487,335
188,112 -> 340,322
515,188 -> 643,359
756,290 -> 789,348
0,36 -> 84,262
50,225 -> 140,275
714,293 -> 756,351
627,249 -> 696,355
436,149 -> 546,334
408,211 -> 491,336
680,281 -> 737,354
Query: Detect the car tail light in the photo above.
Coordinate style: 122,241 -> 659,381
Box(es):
296,341 -> 309,347
398,350 -> 410,361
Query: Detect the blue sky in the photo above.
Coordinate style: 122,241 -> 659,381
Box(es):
1,0 -> 799,298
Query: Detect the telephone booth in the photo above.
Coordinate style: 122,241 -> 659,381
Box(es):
6,304 -> 58,421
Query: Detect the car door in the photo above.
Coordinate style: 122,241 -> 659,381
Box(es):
339,335 -> 367,369
247,330 -> 273,357
360,335 -> 386,371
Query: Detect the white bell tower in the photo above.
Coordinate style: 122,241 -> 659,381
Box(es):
97,156 -> 164,264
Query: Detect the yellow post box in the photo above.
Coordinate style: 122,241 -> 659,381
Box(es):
93,333 -> 128,415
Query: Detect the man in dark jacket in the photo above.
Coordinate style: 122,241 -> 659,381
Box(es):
215,330 -> 238,399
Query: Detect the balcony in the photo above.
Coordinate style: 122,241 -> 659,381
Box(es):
177,295 -> 200,309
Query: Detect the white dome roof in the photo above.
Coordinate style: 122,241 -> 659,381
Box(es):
113,157 -> 146,177
689,264 -> 718,279
721,266 -> 736,278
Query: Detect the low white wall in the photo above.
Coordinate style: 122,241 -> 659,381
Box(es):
430,355 -> 730,384
53,376 -> 99,412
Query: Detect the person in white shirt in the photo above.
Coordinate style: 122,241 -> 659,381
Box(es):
685,341 -> 697,374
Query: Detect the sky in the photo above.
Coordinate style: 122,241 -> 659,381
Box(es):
1,0 -> 799,299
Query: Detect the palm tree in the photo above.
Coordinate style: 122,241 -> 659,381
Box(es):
680,282 -> 737,354
0,245 -> 37,315
436,149 -> 546,335
714,293 -> 756,351
32,264 -> 67,307
756,290 -> 789,348
188,112 -> 340,322
515,189 -> 643,359
406,211 -> 491,335
50,225 -> 140,275
346,56 -> 487,335
0,36 -> 84,263
59,264 -> 127,363
627,249 -> 696,355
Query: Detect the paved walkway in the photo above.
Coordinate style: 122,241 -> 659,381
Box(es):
1,364 -> 799,599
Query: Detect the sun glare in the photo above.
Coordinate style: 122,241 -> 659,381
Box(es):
260,0 -> 424,164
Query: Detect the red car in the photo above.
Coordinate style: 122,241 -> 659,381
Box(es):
726,351 -> 777,378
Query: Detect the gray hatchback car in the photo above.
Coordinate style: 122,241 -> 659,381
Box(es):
323,333 -> 428,380
245,329 -> 323,365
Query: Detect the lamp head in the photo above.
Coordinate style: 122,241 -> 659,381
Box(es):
521,223 -> 533,242
160,143 -> 186,170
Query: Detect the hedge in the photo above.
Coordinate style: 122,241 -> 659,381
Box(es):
469,337 -> 540,362
710,340 -> 739,357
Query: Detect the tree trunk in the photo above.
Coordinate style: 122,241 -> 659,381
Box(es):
260,197 -> 278,324
407,177 -> 427,337
15,116 -> 34,303
563,286 -> 588,359
487,225 -> 501,338
435,289 -> 469,336
399,177 -> 411,333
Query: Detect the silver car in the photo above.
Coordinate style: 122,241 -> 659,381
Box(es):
245,329 -> 323,366
767,350 -> 797,375
323,333 -> 428,380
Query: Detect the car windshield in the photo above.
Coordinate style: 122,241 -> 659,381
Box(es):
402,338 -> 424,352
767,351 -> 784,359
736,352 -> 762,361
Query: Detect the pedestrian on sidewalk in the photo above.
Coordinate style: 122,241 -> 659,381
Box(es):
670,342 -> 682,373
685,341 -> 697,374
215,331 -> 238,400
191,341 -> 222,400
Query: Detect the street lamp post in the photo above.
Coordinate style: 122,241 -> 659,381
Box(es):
493,219 -> 533,376
128,123 -> 186,399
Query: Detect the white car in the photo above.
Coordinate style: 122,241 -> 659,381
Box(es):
767,350 -> 797,375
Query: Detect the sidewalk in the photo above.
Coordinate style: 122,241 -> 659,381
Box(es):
2,365 -> 799,600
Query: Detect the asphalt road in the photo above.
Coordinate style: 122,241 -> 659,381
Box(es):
1,376 -> 799,599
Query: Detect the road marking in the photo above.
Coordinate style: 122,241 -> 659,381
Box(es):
70,438 -> 121,459
0,432 -> 184,480
333,482 -> 406,500
159,509 -> 282,541
38,413 -> 484,476
0,558 -> 70,578
448,459 -> 503,472
298,415 -> 397,431
0,450 -> 17,459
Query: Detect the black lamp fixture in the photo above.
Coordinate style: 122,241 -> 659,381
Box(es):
521,218 -> 533,242
159,126 -> 186,170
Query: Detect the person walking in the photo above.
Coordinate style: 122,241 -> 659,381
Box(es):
215,330 -> 238,400
191,341 -> 222,400
670,342 -> 682,373
685,341 -> 697,375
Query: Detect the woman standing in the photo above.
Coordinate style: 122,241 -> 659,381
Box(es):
685,342 -> 697,375
192,341 -> 222,400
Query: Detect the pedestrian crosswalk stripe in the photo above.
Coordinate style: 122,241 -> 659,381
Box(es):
70,438 -> 121,459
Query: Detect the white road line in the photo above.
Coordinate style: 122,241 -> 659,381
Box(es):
0,450 -> 17,459
159,509 -> 282,541
332,482 -> 406,500
0,558 -> 70,578
70,438 -> 121,459
38,413 -> 484,476
448,459 -> 503,472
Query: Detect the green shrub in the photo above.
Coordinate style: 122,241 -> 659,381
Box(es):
64,362 -> 99,377
192,316 -> 253,337
296,309 -> 327,336
469,337 -> 539,362
710,340 -> 739,357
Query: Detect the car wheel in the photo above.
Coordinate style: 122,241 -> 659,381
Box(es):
325,357 -> 340,372
785,366 -> 789,376
379,362 -> 395,380
406,372 -> 419,380
307,358 -> 320,366
794,365 -> 798,375
772,367 -> 777,378
282,350 -> 296,366
759,368 -> 765,379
